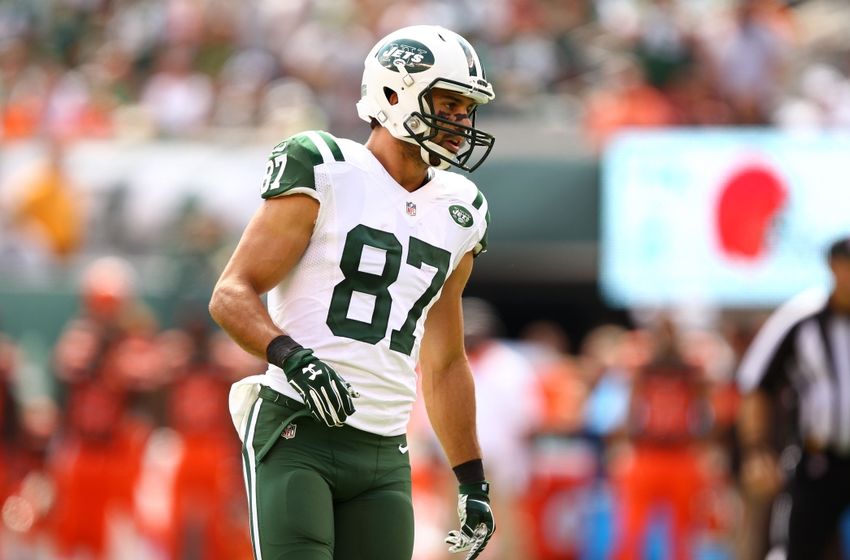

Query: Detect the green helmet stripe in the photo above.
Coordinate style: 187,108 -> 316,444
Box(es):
456,36 -> 478,78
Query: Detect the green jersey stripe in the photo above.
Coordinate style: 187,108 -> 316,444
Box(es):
303,131 -> 335,164
316,131 -> 345,162
472,190 -> 484,210
288,134 -> 323,167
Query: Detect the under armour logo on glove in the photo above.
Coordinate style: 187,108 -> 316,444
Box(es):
445,483 -> 495,560
303,363 -> 323,381
282,348 -> 359,427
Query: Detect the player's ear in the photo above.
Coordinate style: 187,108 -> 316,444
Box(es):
385,88 -> 399,106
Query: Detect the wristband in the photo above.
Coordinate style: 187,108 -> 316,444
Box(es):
266,334 -> 303,369
453,458 -> 485,485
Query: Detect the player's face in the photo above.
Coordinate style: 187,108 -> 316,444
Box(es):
429,88 -> 478,154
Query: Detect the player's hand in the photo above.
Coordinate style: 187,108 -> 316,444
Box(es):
445,482 -> 495,560
283,348 -> 358,427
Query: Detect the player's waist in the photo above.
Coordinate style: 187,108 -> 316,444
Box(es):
257,384 -> 408,443
258,385 -> 307,411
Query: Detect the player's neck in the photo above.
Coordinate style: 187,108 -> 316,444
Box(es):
366,130 -> 430,192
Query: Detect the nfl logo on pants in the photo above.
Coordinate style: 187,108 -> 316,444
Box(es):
282,424 -> 297,440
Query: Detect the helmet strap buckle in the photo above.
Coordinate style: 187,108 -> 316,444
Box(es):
406,116 -> 422,131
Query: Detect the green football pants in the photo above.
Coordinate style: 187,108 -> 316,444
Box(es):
241,386 -> 414,560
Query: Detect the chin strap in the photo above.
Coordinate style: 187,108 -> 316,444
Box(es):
423,146 -> 452,170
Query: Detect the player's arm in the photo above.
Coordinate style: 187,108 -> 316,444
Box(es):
420,251 -> 495,559
209,194 -> 318,359
210,187 -> 357,427
419,250 -> 481,467
737,335 -> 793,498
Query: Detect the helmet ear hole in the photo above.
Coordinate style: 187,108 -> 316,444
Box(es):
384,87 -> 398,105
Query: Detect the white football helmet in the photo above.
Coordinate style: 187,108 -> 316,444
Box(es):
356,25 -> 496,172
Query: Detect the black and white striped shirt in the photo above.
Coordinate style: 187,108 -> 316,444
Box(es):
738,286 -> 850,453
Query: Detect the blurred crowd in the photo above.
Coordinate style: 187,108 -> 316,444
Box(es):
2,0 -> 850,148
0,256 -> 263,559
0,253 -> 774,560
408,299 -> 753,560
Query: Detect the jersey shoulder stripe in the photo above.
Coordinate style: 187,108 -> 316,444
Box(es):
261,131 -> 345,199
471,188 -> 490,228
472,190 -> 485,210
468,188 -> 490,256
314,131 -> 345,162
436,171 -> 491,257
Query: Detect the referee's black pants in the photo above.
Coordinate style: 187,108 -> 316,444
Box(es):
787,450 -> 850,560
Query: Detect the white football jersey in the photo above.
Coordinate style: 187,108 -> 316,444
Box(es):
258,130 -> 489,436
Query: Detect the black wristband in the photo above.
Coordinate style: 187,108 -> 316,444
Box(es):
453,458 -> 485,485
266,334 -> 303,369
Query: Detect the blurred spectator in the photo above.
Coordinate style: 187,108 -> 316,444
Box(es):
161,195 -> 229,307
212,48 -> 278,130
48,383 -> 149,560
583,55 -> 677,150
53,256 -> 150,388
48,256 -> 159,558
462,297 -> 541,560
1,38 -> 48,139
257,77 -> 328,143
135,314 -> 251,560
610,319 -> 713,560
0,328 -> 21,501
1,397 -> 59,558
8,138 -> 85,261
583,325 -> 643,444
630,0 -> 695,92
518,320 -> 597,560
59,256 -> 173,422
141,46 -> 213,137
520,320 -> 589,436
702,0 -> 792,125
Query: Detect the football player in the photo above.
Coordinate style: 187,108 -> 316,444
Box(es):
210,25 -> 496,560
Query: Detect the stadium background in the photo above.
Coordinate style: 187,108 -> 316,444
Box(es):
1,0 -> 849,558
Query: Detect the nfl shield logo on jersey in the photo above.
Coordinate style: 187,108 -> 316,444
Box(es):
406,201 -> 417,216
282,423 -> 297,440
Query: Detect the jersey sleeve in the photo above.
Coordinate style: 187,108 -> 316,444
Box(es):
260,131 -> 344,200
737,287 -> 827,394
471,189 -> 490,257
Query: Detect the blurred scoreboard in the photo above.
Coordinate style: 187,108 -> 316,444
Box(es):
600,129 -> 850,308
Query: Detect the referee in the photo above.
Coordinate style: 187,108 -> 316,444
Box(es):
738,235 -> 850,560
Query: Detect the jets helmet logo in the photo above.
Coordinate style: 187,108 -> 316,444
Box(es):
376,39 -> 434,73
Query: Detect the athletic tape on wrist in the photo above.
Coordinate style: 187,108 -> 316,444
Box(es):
453,458 -> 485,485
266,334 -> 303,369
